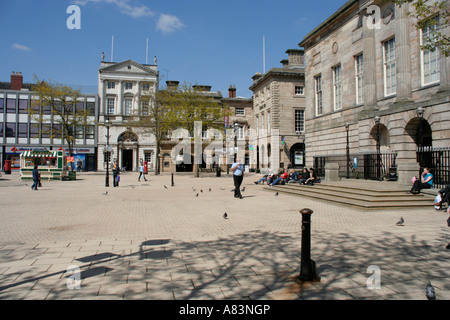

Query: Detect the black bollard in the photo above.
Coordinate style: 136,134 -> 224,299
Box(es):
298,208 -> 320,282
171,173 -> 174,187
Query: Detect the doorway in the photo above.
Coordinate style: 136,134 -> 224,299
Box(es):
122,150 -> 133,171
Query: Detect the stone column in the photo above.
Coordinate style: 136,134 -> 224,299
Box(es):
438,5 -> 450,91
362,14 -> 377,109
395,4 -> 412,99
118,80 -> 123,115
100,79 -> 106,117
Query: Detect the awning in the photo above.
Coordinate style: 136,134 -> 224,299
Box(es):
21,151 -> 58,158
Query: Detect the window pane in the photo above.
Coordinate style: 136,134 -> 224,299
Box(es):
6,98 -> 16,113
18,99 -> 28,114
6,123 -> 16,137
18,123 -> 28,138
86,102 -> 95,116
0,98 -> 4,113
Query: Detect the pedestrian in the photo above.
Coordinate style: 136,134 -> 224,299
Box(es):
112,161 -> 120,187
231,158 -> 244,199
410,167 -> 433,194
138,163 -> 147,181
76,159 -> 82,172
298,168 -> 310,185
31,164 -> 39,191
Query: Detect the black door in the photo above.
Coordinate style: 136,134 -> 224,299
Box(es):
122,150 -> 133,171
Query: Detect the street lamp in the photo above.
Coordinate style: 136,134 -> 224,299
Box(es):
105,118 -> 111,187
416,107 -> 424,149
374,116 -> 381,181
345,123 -> 350,179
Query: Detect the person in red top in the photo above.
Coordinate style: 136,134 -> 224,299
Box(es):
269,170 -> 289,186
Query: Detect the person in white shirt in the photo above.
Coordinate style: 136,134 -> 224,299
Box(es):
231,158 -> 244,199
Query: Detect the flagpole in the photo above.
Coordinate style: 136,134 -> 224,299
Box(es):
263,35 -> 266,74
146,38 -> 149,64
111,35 -> 114,62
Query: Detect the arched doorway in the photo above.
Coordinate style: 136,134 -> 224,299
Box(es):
118,131 -> 138,171
405,117 -> 433,169
290,143 -> 305,168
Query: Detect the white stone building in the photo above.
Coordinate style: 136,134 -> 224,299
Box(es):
97,58 -> 158,172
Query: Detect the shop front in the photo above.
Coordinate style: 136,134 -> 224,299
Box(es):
20,150 -> 69,180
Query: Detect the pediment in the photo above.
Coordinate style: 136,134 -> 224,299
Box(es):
99,59 -> 157,76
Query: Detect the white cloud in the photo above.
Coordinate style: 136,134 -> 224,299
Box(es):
73,0 -> 154,18
156,14 -> 185,35
12,43 -> 32,51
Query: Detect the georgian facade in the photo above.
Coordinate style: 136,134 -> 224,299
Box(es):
97,58 -> 158,172
299,0 -> 450,184
249,49 -> 306,172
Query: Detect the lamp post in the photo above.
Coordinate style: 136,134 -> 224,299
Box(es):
345,123 -> 350,179
105,117 -> 111,187
233,121 -> 240,163
374,116 -> 381,181
416,107 -> 424,149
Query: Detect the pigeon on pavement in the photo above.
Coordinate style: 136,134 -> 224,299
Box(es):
102,191 -> 108,195
425,281 -> 436,300
275,192 -> 279,196
396,217 -> 404,226
164,185 -> 168,189
223,212 -> 228,219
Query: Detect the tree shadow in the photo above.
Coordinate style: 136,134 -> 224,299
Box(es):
1,226 -> 449,300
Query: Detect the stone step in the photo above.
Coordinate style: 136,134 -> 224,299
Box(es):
263,183 -> 435,210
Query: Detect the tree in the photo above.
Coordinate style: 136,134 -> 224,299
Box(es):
392,0 -> 449,56
125,81 -> 170,175
30,77 -> 91,160
128,82 -> 230,176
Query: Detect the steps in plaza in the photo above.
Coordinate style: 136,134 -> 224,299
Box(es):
262,182 -> 435,210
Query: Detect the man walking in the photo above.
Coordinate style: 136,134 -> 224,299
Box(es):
231,158 -> 244,199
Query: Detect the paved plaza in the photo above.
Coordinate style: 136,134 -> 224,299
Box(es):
0,171 -> 449,300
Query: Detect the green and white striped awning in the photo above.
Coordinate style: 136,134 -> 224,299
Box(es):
21,151 -> 58,158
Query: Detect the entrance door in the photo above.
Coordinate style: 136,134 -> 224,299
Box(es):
122,150 -> 133,171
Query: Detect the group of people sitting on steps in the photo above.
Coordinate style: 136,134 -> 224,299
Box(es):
254,167 -> 320,186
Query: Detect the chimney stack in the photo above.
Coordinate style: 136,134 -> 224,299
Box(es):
166,80 -> 179,91
228,85 -> 236,98
11,71 -> 23,90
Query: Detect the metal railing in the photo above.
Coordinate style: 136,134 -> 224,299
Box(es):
417,146 -> 450,190
314,151 -> 397,181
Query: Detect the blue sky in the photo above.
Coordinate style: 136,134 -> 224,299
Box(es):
0,0 -> 345,97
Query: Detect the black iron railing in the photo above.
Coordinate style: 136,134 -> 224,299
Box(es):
314,151 -> 397,181
417,146 -> 450,190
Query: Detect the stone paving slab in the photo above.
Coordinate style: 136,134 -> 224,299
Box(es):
0,171 -> 449,300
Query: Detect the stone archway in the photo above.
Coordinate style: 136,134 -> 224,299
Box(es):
290,143 -> 305,168
117,131 -> 139,171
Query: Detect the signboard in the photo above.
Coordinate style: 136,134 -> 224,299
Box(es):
294,151 -> 304,165
67,156 -> 75,162
353,157 -> 358,169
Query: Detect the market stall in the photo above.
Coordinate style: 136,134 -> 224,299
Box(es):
20,150 -> 70,180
